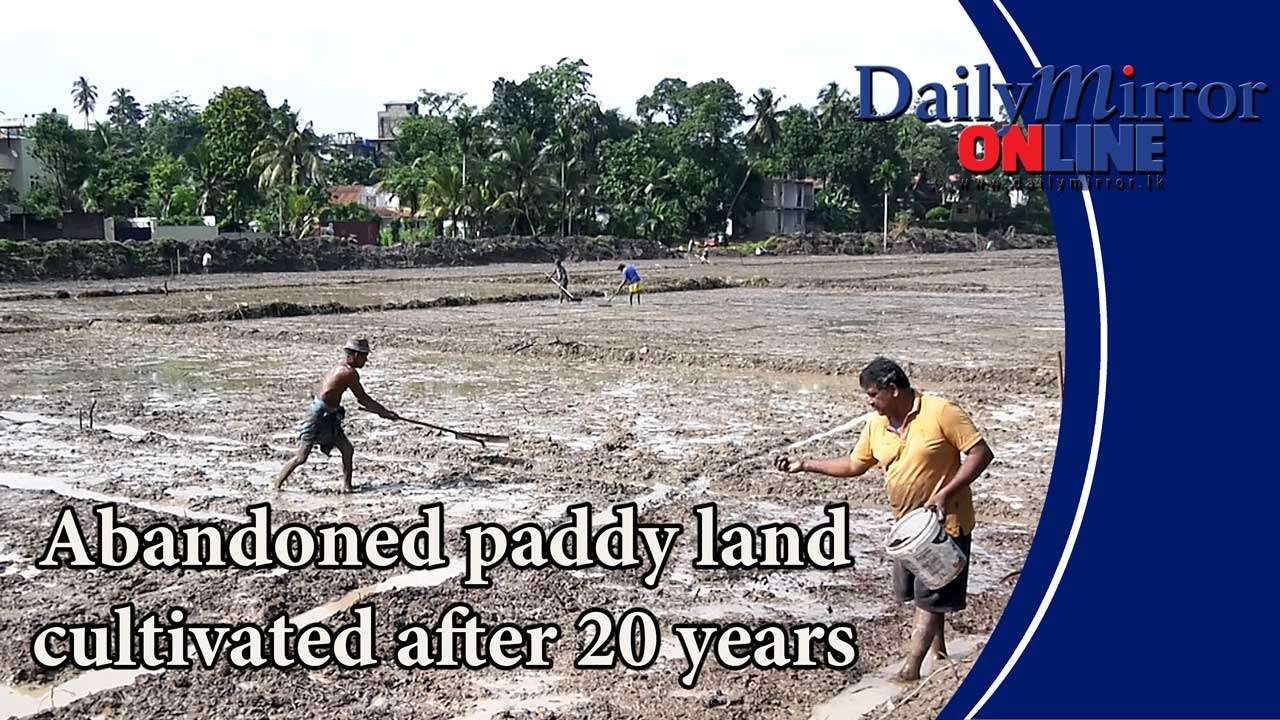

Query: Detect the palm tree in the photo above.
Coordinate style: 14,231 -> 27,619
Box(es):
489,130 -> 550,235
816,82 -> 849,130
468,180 -> 515,237
452,108 -> 480,190
543,124 -> 580,236
71,77 -> 98,130
423,165 -> 469,237
107,88 -> 144,127
187,144 -> 220,216
635,157 -> 672,202
746,89 -> 783,152
872,160 -> 900,251
251,114 -> 325,234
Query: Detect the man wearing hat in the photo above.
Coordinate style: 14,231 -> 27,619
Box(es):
273,337 -> 400,493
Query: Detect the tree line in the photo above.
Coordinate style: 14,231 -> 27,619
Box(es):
10,60 -> 1050,241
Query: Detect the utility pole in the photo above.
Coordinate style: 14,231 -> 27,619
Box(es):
882,190 -> 889,252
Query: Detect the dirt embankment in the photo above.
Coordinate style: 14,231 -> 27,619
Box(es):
768,229 -> 1055,256
0,230 -> 1057,283
0,235 -> 671,283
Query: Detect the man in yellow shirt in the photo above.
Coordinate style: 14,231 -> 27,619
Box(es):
775,357 -> 994,682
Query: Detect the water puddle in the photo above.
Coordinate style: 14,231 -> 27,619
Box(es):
0,472 -> 241,522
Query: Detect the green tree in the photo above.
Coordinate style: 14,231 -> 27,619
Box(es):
144,95 -> 205,158
252,108 -> 325,234
146,153 -> 191,217
201,86 -> 273,225
82,123 -> 149,216
395,116 -> 458,166
107,88 -> 144,128
775,107 -> 821,178
164,186 -> 202,224
816,82 -> 851,130
27,113 -> 93,212
422,164 -> 469,236
678,79 -> 743,151
71,77 -> 98,130
326,154 -> 377,186
417,91 -> 467,118
489,129 -> 550,234
745,88 -> 783,154
487,75 -> 556,141
636,78 -> 690,124
376,161 -> 431,217
452,107 -> 482,189
21,181 -> 63,220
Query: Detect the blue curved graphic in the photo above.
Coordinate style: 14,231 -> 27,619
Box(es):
944,1 -> 1279,717
942,2 -> 1104,717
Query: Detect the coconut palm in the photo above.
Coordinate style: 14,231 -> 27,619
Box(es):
251,114 -> 325,234
543,123 -> 581,236
489,130 -> 550,235
422,165 -> 469,237
746,89 -> 783,152
468,180 -> 515,237
452,108 -> 480,189
816,82 -> 850,130
872,160 -> 900,251
107,88 -> 144,127
71,77 -> 98,130
252,119 -> 324,192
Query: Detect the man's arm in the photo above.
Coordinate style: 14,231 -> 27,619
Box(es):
925,440 -> 994,514
348,374 -> 398,419
775,454 -> 876,478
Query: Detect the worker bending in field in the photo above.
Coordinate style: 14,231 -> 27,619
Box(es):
775,357 -> 993,682
273,337 -> 401,493
552,257 -> 571,303
615,263 -> 642,306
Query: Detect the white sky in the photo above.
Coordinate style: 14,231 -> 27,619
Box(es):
2,0 -> 1003,136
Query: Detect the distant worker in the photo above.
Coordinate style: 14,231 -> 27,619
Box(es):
552,257 -> 571,304
202,251 -> 212,274
774,357 -> 994,683
273,337 -> 401,494
615,263 -> 643,306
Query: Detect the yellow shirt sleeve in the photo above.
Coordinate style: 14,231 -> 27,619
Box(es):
852,426 -> 877,466
939,401 -> 984,453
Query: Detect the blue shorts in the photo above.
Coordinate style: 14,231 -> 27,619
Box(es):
299,399 -> 346,455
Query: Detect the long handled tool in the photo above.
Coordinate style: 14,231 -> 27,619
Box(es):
543,271 -> 582,302
360,407 -> 509,448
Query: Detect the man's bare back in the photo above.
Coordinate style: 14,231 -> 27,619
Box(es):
274,337 -> 398,493
316,363 -> 359,408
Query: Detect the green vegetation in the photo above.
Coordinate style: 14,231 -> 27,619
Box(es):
10,63 -> 1049,240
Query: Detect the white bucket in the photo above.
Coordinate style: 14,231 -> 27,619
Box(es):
883,508 -> 968,590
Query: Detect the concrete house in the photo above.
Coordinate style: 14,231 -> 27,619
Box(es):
750,178 -> 815,239
377,102 -> 419,141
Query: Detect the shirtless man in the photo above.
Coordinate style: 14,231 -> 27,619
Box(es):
273,337 -> 399,493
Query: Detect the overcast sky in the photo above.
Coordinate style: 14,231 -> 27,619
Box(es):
3,0 -> 1003,136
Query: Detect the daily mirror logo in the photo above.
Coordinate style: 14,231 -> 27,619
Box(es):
856,64 -> 1267,179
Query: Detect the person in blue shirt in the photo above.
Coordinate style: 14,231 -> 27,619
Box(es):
615,263 -> 643,306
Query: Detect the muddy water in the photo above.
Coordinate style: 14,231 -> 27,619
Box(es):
0,252 -> 1060,719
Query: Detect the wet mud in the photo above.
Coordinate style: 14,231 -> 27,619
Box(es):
0,251 -> 1061,718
